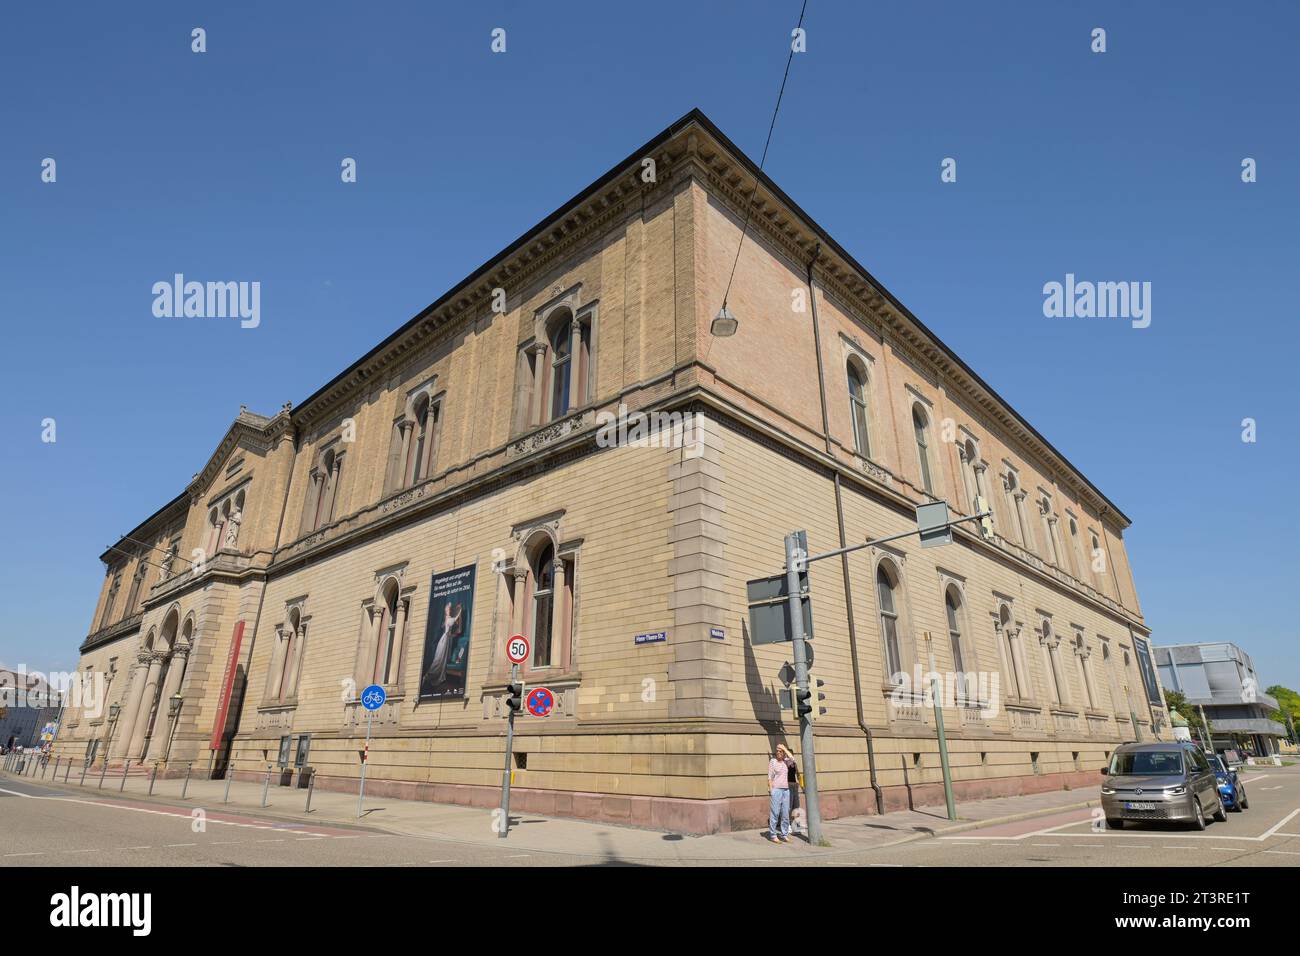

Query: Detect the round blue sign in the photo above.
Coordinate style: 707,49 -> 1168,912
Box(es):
361,684 -> 386,711
526,687 -> 554,717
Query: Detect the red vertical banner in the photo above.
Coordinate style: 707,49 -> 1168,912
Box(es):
210,620 -> 246,750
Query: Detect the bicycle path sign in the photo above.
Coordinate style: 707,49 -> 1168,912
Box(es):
361,684 -> 386,712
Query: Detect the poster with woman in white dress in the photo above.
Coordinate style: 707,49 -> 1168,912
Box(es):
418,564 -> 475,700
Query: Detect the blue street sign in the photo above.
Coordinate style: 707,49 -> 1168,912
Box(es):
361,684 -> 386,711
526,687 -> 554,717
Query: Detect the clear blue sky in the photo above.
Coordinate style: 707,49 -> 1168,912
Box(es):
3,2 -> 1296,691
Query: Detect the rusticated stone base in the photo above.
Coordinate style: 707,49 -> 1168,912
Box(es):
229,766 -> 1103,835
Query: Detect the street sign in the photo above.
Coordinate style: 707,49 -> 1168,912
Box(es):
506,634 -> 530,665
361,684 -> 386,711
917,501 -> 952,548
747,571 -> 813,645
526,687 -> 555,717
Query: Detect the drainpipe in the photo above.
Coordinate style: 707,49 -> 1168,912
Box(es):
805,244 -> 884,815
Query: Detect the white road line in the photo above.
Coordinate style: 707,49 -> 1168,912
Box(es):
164,843 -> 196,848
427,859 -> 454,864
1259,807 -> 1300,841
1030,842 -> 1059,847
0,786 -> 339,837
1264,850 -> 1300,856
1117,844 -> 1150,848
3,852 -> 43,857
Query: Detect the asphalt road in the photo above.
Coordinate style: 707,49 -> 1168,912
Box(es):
3,767 -> 1298,867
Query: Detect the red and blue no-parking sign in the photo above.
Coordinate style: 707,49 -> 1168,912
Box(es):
526,687 -> 554,717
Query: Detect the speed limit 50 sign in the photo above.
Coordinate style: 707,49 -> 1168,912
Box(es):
506,634 -> 530,665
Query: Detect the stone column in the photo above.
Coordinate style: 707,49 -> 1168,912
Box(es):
358,604 -> 383,688
146,644 -> 189,762
551,558 -> 568,670
126,653 -> 164,759
109,652 -> 151,762
285,622 -> 306,698
388,599 -> 408,688
568,318 -> 582,411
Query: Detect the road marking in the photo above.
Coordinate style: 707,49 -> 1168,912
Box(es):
427,859 -> 454,864
164,843 -> 196,848
1030,842 -> 1059,847
1264,850 -> 1300,856
3,852 -> 43,857
1260,786 -> 1283,791
1117,844 -> 1150,848
1259,807 -> 1300,841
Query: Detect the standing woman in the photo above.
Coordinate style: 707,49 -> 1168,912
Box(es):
767,743 -> 797,843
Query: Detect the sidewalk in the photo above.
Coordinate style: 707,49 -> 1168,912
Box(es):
3,761 -> 1099,863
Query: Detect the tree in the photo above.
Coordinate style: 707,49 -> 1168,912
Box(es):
1163,689 -> 1208,740
1266,685 -> 1300,743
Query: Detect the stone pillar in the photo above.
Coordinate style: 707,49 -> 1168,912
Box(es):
398,421 -> 413,487
511,567 -> 528,648
389,599 -> 408,688
109,652 -> 151,763
666,413 -> 732,719
285,622 -> 306,698
146,644 -> 189,762
551,558 -> 568,670
358,605 -> 380,689
127,654 -> 164,759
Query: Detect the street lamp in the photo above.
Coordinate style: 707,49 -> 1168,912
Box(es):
108,703 -> 120,721
710,303 -> 738,337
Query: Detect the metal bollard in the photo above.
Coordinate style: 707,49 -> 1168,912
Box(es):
304,768 -> 316,813
181,763 -> 192,800
120,759 -> 131,791
41,756 -> 49,779
65,758 -> 72,783
79,759 -> 89,786
223,767 -> 233,803
261,764 -> 272,807
52,757 -> 60,780
149,763 -> 158,795
97,760 -> 108,789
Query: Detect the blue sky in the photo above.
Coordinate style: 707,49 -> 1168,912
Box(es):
2,2 -> 1296,691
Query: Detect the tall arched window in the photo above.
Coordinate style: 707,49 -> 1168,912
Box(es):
548,316 -> 572,421
846,359 -> 871,457
532,542 -> 556,667
945,586 -> 967,702
912,405 -> 933,494
406,394 -> 439,485
309,447 -> 341,531
876,562 -> 903,684
371,581 -> 402,686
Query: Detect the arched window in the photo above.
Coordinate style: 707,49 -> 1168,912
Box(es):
309,447 -> 341,532
912,405 -> 933,494
548,315 -> 572,422
277,608 -> 302,700
876,562 -> 903,684
531,541 -> 556,667
370,580 -> 403,687
960,438 -> 980,512
1076,634 -> 1096,709
945,586 -> 968,703
508,534 -> 577,676
846,359 -> 871,457
406,394 -> 439,485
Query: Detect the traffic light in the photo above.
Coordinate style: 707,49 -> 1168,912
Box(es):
973,496 -> 994,541
796,688 -> 812,719
814,678 -> 827,718
505,682 -> 523,714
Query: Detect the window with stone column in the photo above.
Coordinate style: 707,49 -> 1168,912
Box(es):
846,357 -> 872,458
266,604 -> 308,703
1039,618 -> 1067,705
873,556 -> 914,687
1038,493 -> 1061,566
123,560 -> 147,618
357,576 -> 413,692
502,531 -> 578,678
386,383 -> 443,493
98,570 -> 122,630
516,296 -> 597,431
1073,630 -> 1098,710
993,603 -> 1027,700
303,445 -> 343,533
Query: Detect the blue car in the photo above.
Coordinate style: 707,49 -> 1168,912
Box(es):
1211,755 -> 1249,811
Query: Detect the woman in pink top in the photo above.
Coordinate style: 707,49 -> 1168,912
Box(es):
768,743 -> 797,842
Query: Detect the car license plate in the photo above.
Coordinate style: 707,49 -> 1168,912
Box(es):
1124,801 -> 1158,810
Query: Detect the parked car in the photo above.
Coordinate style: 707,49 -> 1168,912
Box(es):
1210,754 -> 1249,811
1101,741 -> 1226,830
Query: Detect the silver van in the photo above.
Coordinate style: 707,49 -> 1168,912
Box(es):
1100,741 -> 1225,830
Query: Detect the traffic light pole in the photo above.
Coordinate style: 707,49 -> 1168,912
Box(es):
779,507 -> 991,845
498,663 -> 519,839
784,532 -> 824,846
